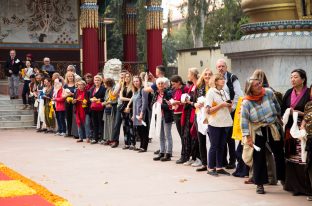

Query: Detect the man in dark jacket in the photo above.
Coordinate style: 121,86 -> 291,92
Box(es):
5,49 -> 23,99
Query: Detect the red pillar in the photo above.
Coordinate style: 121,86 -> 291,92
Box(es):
83,28 -> 99,76
80,1 -> 99,76
146,1 -> 163,76
123,3 -> 137,62
147,30 -> 162,76
123,34 -> 137,61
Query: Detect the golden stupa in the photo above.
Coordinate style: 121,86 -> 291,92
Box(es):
241,0 -> 312,22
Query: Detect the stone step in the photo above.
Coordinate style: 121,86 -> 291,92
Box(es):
0,120 -> 34,128
0,99 -> 23,105
0,115 -> 33,121
0,110 -> 33,115
0,125 -> 36,130
0,104 -> 30,110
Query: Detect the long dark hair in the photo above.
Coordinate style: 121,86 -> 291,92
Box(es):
291,69 -> 307,86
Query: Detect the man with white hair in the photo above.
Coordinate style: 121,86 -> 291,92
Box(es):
41,57 -> 55,77
67,65 -> 81,80
216,59 -> 244,170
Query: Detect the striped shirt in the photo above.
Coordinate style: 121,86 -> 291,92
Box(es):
241,88 -> 281,136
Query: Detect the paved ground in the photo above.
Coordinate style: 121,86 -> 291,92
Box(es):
0,128 -> 310,206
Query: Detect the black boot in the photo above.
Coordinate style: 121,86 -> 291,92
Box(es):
153,153 -> 164,161
161,153 -> 172,161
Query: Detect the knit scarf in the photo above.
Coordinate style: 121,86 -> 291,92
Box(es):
181,84 -> 196,126
75,89 -> 86,127
149,102 -> 162,140
244,88 -> 266,102
291,86 -> 307,108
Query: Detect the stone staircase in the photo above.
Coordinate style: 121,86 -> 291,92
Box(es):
0,95 -> 34,129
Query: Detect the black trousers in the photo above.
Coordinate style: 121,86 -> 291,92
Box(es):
136,125 -> 149,150
174,113 -> 185,158
22,80 -> 30,105
65,103 -> 73,136
253,127 -> 285,185
91,110 -> 103,141
223,126 -> 236,166
198,132 -> 207,166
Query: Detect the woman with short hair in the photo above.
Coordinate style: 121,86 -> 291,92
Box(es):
89,75 -> 106,144
206,74 -> 232,177
240,76 -> 284,194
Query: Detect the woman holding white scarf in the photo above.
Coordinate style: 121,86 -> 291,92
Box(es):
151,77 -> 174,161
282,69 -> 311,196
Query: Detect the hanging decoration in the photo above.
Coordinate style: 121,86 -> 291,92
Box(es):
123,3 -> 137,35
146,0 -> 163,30
80,0 -> 99,29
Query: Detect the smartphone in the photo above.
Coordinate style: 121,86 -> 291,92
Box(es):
226,100 -> 232,103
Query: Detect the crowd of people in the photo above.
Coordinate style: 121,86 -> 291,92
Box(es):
3,49 -> 312,200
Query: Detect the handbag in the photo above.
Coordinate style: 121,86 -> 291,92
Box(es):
90,102 -> 103,111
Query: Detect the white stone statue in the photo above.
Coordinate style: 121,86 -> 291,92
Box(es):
103,58 -> 122,82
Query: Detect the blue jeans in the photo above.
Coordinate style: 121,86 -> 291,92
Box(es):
160,119 -> 173,154
85,114 -> 91,138
56,111 -> 66,133
8,75 -> 19,97
78,124 -> 86,139
207,125 -> 230,169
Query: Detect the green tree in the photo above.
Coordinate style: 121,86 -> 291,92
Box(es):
203,0 -> 248,46
105,0 -> 123,60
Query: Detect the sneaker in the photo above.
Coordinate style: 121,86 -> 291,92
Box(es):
256,185 -> 265,194
60,133 -> 66,136
307,196 -> 312,201
191,158 -> 202,167
99,140 -> 105,144
183,159 -> 195,166
55,132 -> 61,136
90,140 -> 98,144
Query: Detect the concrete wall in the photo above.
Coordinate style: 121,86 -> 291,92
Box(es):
177,47 -> 231,81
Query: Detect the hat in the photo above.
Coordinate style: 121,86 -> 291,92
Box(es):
26,53 -> 33,59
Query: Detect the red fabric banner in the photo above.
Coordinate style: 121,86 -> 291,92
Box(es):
147,29 -> 162,76
82,28 -> 99,76
123,34 -> 137,62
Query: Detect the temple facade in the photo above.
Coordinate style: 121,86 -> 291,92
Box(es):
0,0 -> 163,76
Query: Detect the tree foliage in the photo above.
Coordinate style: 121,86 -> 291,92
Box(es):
163,25 -> 193,65
203,0 -> 248,46
105,0 -> 123,60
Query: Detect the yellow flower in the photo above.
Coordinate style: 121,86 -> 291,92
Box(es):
0,163 -> 72,206
0,180 -> 36,198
